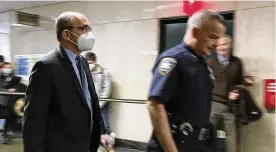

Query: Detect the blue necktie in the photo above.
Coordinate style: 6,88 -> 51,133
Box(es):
76,56 -> 91,109
76,56 -> 93,134
76,56 -> 84,88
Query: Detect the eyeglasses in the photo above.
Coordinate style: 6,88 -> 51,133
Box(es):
66,25 -> 92,32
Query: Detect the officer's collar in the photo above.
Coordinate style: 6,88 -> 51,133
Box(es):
181,42 -> 205,62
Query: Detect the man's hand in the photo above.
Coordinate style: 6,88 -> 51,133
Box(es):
8,88 -> 16,92
100,133 -> 116,151
100,134 -> 107,146
228,90 -> 240,100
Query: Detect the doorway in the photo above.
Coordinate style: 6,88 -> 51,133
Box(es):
159,12 -> 234,56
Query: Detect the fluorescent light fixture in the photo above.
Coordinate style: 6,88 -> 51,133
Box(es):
11,23 -> 32,27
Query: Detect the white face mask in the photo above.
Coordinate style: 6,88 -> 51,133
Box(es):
68,31 -> 95,52
89,64 -> 96,71
2,69 -> 12,75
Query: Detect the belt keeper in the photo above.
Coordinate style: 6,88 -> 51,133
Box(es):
198,128 -> 210,140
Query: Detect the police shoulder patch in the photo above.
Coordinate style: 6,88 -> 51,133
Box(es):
158,57 -> 177,75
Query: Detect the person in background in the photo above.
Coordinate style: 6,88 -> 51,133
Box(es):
0,55 -> 5,69
0,62 -> 27,144
208,35 -> 241,152
84,52 -> 113,135
208,35 -> 262,152
0,56 -> 6,129
208,35 -> 243,103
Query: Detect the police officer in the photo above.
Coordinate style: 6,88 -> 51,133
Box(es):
147,9 -> 226,152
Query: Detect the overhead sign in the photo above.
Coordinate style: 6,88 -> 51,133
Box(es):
15,55 -> 30,79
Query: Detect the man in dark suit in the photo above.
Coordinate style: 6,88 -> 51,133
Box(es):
23,11 -> 107,152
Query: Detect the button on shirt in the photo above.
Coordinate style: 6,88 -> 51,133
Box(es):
64,48 -> 93,112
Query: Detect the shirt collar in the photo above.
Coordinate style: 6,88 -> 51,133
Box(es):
217,54 -> 226,60
217,54 -> 230,66
63,47 -> 78,62
181,41 -> 205,62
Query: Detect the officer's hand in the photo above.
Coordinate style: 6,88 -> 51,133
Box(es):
8,88 -> 16,92
228,90 -> 239,101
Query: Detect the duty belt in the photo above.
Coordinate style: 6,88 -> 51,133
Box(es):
171,122 -> 211,141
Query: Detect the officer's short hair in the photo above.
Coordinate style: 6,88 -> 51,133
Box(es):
55,12 -> 86,41
0,55 -> 4,62
187,9 -> 226,29
85,52 -> 97,62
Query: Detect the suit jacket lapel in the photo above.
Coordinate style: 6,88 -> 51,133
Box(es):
56,46 -> 89,109
80,56 -> 102,121
80,57 -> 99,102
225,57 -> 236,80
226,56 -> 234,71
211,57 -> 223,73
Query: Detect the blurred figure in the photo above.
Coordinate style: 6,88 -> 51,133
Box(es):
0,62 -> 24,106
209,35 -> 243,102
0,62 -> 27,144
208,35 -> 240,152
0,55 -> 4,69
84,52 -> 112,134
208,35 -> 262,152
147,10 -> 226,152
23,11 -> 108,152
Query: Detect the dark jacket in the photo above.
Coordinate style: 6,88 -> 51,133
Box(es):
208,56 -> 243,103
229,86 -> 263,122
0,75 -> 22,90
0,75 -> 26,119
23,46 -> 105,152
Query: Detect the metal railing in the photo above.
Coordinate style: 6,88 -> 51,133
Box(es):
0,91 -> 25,96
0,92 -> 148,104
99,98 -> 147,104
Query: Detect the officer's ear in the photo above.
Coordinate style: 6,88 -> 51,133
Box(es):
191,27 -> 200,39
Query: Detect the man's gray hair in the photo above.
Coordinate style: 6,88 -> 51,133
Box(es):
221,34 -> 232,43
55,11 -> 86,41
187,9 -> 226,29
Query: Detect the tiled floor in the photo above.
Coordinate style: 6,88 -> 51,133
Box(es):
0,138 -> 23,152
0,139 -> 144,152
116,147 -> 144,152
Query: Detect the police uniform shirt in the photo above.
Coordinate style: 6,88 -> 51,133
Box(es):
148,42 -> 214,127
